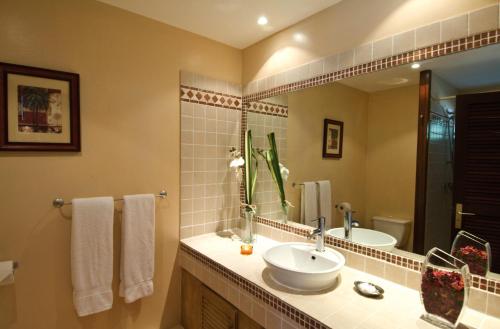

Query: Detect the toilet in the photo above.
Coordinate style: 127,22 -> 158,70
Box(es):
372,216 -> 411,248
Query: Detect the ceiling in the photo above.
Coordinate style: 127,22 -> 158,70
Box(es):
97,0 -> 342,49
340,43 -> 500,93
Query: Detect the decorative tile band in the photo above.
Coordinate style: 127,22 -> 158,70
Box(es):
252,215 -> 500,295
180,84 -> 242,110
180,242 -> 330,329
243,30 -> 500,103
247,100 -> 288,117
237,29 -> 500,297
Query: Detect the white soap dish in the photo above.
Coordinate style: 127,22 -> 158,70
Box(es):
354,281 -> 384,298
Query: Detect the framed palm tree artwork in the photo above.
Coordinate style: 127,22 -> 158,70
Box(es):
322,119 -> 343,158
0,63 -> 80,151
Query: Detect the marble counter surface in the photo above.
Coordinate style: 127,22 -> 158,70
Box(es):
181,233 -> 500,329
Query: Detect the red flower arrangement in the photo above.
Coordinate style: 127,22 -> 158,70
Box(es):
452,245 -> 488,276
421,268 -> 465,325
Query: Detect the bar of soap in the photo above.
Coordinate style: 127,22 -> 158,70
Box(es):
354,281 -> 384,297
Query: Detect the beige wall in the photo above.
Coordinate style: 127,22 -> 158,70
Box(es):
286,83 -> 369,227
365,85 -> 419,248
243,0 -> 497,82
0,1 -> 241,329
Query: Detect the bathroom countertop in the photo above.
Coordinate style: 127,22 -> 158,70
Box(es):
180,233 -> 500,329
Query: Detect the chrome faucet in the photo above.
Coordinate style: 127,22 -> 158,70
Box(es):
337,202 -> 358,241
308,216 -> 326,252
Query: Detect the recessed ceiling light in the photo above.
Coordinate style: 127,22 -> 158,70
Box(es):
257,16 -> 268,26
293,33 -> 305,42
411,63 -> 421,69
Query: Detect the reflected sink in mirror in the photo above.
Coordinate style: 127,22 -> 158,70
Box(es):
327,228 -> 397,251
263,242 -> 345,291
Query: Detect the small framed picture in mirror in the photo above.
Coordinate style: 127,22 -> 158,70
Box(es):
323,119 -> 343,158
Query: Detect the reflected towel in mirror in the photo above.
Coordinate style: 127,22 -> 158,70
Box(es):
300,182 -> 318,226
317,180 -> 332,229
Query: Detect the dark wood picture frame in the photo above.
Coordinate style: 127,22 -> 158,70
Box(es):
322,119 -> 343,158
0,62 -> 80,152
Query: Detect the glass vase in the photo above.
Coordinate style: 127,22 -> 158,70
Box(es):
451,230 -> 491,276
241,208 -> 255,243
420,247 -> 470,328
279,203 -> 289,224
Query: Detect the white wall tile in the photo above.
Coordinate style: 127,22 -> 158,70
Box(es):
441,14 -> 468,41
324,54 -> 339,73
309,59 -> 324,77
416,22 -> 441,48
469,4 -> 499,35
180,71 -> 194,86
180,76 -> 242,237
215,79 -> 228,94
285,67 -> 300,84
296,63 -> 310,81
274,71 -> 286,87
265,75 -> 275,90
373,37 -> 393,59
354,42 -> 373,65
393,30 -> 416,54
338,49 -> 354,70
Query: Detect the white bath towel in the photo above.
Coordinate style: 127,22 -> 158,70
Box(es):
317,180 -> 332,228
300,182 -> 318,226
71,197 -> 114,317
120,194 -> 155,303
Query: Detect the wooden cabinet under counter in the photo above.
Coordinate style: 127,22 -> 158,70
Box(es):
181,269 -> 263,329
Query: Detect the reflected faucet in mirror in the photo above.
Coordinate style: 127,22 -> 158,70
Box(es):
336,202 -> 359,240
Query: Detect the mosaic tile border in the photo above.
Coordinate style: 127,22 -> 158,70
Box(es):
180,242 -> 330,329
243,29 -> 500,103
180,85 -> 242,110
237,29 -> 500,297
252,215 -> 500,295
248,100 -> 288,118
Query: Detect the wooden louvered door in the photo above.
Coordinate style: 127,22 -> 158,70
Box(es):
454,91 -> 500,273
201,285 -> 237,329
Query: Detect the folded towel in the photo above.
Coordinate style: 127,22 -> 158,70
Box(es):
317,180 -> 332,228
119,194 -> 155,303
71,197 -> 114,316
300,182 -> 318,226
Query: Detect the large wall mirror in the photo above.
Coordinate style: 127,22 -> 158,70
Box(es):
245,43 -> 500,279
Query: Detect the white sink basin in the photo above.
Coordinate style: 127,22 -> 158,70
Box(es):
262,243 -> 345,291
326,227 -> 397,251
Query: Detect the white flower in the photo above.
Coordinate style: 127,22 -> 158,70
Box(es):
230,157 -> 245,168
279,163 -> 289,182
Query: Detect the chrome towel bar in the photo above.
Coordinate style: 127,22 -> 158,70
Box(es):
52,190 -> 167,208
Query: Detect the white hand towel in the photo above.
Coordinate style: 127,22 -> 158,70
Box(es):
71,197 -> 114,317
119,194 -> 155,303
300,182 -> 318,226
317,180 -> 332,228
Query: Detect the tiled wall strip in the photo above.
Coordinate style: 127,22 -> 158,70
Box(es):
179,72 -> 243,238
180,85 -> 242,110
253,215 -> 500,295
248,100 -> 289,118
180,242 -> 330,329
243,29 -> 500,103
239,108 -> 248,205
